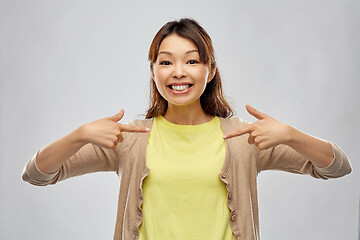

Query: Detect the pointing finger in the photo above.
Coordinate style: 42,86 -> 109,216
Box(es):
223,124 -> 253,139
119,124 -> 151,133
246,104 -> 265,120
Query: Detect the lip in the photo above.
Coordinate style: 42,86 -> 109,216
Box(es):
167,85 -> 193,94
167,82 -> 193,86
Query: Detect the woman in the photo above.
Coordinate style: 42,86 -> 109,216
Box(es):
22,18 -> 352,240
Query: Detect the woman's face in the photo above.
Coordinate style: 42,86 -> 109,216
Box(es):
151,34 -> 214,108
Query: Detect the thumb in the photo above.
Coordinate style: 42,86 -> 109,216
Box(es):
246,104 -> 265,120
108,109 -> 125,122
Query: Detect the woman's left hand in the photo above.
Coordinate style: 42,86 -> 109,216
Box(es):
223,105 -> 292,150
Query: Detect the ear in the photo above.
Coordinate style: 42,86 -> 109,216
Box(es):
150,65 -> 155,80
207,67 -> 216,83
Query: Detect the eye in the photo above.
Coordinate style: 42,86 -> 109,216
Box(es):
159,61 -> 171,65
188,60 -> 199,64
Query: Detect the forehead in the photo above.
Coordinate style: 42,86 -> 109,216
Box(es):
158,34 -> 198,52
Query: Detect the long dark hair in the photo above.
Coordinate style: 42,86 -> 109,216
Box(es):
146,18 -> 234,118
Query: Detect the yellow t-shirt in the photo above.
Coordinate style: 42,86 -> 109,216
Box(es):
139,116 -> 234,240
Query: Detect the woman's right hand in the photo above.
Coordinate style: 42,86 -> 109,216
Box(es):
79,109 -> 150,150
30,109 -> 149,174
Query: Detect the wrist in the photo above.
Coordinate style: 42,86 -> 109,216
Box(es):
284,125 -> 297,146
74,125 -> 89,145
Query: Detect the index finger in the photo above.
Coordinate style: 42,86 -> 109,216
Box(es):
223,124 -> 253,139
119,124 -> 151,133
246,104 -> 266,120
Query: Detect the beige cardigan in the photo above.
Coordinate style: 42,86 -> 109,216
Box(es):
22,117 -> 352,240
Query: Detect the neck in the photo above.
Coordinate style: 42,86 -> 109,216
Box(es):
163,101 -> 214,125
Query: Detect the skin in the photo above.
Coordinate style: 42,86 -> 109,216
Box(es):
35,111 -> 149,174
151,34 -> 334,168
36,33 -> 334,174
151,33 -> 215,125
223,104 -> 334,168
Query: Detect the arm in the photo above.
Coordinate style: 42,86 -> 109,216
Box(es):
22,109 -> 150,185
286,126 -> 333,168
224,105 -> 351,178
35,127 -> 86,174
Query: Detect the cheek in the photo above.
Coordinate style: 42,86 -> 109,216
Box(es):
153,68 -> 169,84
193,67 -> 209,82
152,69 -> 168,95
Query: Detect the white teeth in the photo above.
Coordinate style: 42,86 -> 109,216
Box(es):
171,84 -> 190,91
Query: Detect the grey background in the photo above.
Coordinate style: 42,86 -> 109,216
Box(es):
1,0 -> 359,239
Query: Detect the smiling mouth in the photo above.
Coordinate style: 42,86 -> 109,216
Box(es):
169,84 -> 192,91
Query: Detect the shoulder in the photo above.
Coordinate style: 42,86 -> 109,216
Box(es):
218,116 -> 251,131
126,118 -> 153,128
118,118 -> 153,150
218,116 -> 256,155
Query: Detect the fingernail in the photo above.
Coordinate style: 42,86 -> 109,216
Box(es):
223,135 -> 227,139
145,128 -> 151,132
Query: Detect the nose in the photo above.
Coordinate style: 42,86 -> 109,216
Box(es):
172,63 -> 187,79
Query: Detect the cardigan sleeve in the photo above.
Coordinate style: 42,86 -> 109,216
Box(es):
228,117 -> 352,180
22,142 -> 119,186
256,141 -> 352,179
21,118 -> 152,186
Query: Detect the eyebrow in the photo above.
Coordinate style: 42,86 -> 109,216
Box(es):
158,49 -> 199,56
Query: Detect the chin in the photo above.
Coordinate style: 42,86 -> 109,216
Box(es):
166,98 -> 201,108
